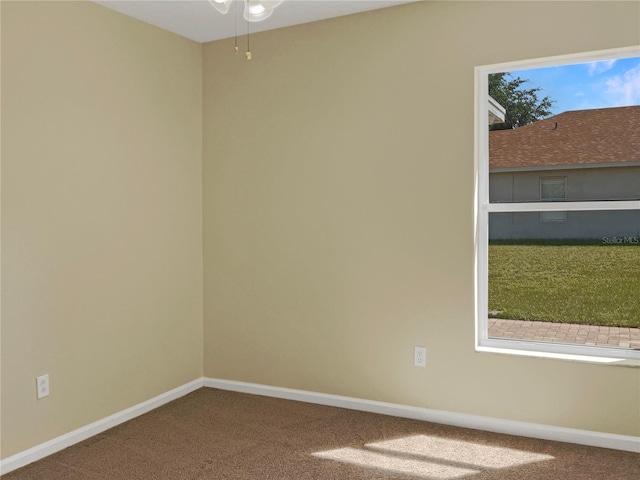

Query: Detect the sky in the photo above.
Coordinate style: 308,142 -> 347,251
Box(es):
507,56 -> 640,115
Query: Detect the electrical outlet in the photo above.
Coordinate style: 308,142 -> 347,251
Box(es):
414,346 -> 426,367
36,374 -> 50,399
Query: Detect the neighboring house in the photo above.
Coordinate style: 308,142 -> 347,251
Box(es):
489,106 -> 640,241
488,95 -> 507,126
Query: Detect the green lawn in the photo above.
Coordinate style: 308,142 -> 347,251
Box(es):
488,245 -> 640,328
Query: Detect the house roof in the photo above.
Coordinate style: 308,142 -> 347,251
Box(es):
489,106 -> 640,171
488,96 -> 506,126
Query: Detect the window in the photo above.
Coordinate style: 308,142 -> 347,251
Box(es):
475,46 -> 640,362
540,177 -> 567,222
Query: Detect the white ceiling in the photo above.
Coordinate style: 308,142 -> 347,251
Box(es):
92,0 -> 420,43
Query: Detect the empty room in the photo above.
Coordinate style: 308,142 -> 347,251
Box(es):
1,1 -> 639,478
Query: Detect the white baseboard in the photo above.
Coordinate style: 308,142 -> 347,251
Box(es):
0,378 -> 204,475
203,377 -> 640,454
3,375 -> 637,476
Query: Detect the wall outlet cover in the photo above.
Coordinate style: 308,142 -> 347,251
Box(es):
36,374 -> 50,399
414,346 -> 426,367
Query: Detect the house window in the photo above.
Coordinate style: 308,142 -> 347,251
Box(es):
475,46 -> 640,363
540,177 -> 566,222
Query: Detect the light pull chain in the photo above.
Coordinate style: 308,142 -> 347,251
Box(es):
233,0 -> 238,53
246,18 -> 252,60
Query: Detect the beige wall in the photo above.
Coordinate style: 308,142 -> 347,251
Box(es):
203,1 -> 640,436
1,1 -> 203,457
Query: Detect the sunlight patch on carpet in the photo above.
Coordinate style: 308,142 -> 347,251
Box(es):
312,434 -> 554,478
313,447 -> 479,479
367,434 -> 555,469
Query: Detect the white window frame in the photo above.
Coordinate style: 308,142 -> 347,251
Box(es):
474,46 -> 640,364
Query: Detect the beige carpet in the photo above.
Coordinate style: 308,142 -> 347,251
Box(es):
3,388 -> 639,479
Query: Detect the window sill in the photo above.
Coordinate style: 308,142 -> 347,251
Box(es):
476,345 -> 640,367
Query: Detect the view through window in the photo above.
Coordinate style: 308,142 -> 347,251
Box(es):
476,47 -> 640,359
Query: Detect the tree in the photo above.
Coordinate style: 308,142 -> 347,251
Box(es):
489,73 -> 554,130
